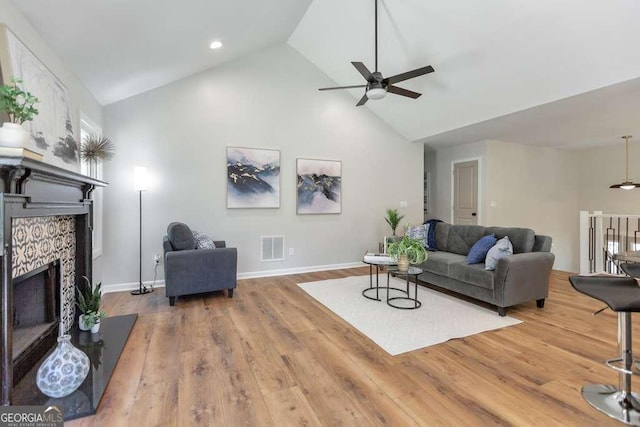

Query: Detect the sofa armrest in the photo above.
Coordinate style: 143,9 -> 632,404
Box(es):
493,252 -> 555,307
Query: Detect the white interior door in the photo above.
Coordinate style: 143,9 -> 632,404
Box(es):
453,160 -> 478,225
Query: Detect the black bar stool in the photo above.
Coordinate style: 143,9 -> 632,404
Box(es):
568,274 -> 640,425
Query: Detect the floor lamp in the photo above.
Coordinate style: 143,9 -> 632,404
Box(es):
132,166 -> 152,295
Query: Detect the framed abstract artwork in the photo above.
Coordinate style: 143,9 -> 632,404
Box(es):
0,25 -> 80,171
296,158 -> 341,214
227,147 -> 280,208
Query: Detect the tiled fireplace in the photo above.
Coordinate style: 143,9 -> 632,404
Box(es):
0,157 -> 104,405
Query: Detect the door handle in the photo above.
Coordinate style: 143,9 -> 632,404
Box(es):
472,213 -> 477,216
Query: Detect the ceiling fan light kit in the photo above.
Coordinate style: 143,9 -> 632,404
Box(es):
610,135 -> 640,190
366,87 -> 387,100
318,0 -> 434,106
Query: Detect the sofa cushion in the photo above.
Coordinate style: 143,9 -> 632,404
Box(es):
167,222 -> 196,251
420,251 -> 467,276
485,236 -> 513,270
446,225 -> 487,255
484,227 -> 535,253
192,230 -> 216,249
449,263 -> 495,290
467,234 -> 497,264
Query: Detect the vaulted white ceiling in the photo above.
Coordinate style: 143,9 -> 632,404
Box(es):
9,0 -> 640,149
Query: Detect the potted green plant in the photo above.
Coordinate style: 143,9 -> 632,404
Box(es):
0,77 -> 39,148
76,276 -> 106,333
384,208 -> 404,236
387,234 -> 428,271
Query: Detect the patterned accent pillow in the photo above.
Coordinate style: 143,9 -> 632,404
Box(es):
192,230 -> 216,249
406,223 -> 430,248
467,234 -> 497,264
485,236 -> 513,270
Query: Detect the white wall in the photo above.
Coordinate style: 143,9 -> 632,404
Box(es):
101,44 -> 423,287
484,140 -> 578,272
574,142 -> 640,214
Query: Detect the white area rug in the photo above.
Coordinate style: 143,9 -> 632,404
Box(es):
298,275 -> 522,356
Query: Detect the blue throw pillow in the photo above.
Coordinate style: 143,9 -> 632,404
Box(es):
485,236 -> 514,270
467,234 -> 497,264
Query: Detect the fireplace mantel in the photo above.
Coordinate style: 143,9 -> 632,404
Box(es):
0,156 -> 106,405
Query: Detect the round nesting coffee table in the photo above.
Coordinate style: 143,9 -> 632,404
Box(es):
386,266 -> 423,309
362,257 -> 405,301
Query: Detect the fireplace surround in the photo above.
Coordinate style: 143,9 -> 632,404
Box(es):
0,156 -> 105,405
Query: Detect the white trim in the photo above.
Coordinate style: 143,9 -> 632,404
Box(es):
450,157 -> 482,225
101,261 -> 364,293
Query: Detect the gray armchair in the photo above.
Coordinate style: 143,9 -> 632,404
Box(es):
163,222 -> 237,306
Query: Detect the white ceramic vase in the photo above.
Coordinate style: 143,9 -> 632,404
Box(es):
0,122 -> 29,148
36,335 -> 90,398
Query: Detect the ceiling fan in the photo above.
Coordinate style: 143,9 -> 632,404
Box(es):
319,0 -> 435,106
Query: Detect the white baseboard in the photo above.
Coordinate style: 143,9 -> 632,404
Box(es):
101,261 -> 364,294
102,280 -> 165,294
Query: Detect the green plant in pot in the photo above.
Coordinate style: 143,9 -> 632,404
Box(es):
0,77 -> 39,148
384,208 -> 404,236
76,276 -> 106,333
386,235 -> 428,272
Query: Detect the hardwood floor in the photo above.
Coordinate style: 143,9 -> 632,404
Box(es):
67,268 -> 631,426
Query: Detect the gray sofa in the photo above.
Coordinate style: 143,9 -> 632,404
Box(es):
416,223 -> 555,316
162,222 -> 237,306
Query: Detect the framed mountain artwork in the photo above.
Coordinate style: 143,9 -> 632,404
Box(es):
296,158 -> 341,214
226,147 -> 280,209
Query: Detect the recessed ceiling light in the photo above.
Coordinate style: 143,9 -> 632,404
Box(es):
209,40 -> 223,50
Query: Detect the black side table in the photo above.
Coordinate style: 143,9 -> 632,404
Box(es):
387,266 -> 423,309
362,258 -> 398,301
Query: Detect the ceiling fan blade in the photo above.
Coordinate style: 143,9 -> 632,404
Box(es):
319,84 -> 367,91
387,85 -> 422,99
351,62 -> 373,81
356,93 -> 368,106
384,65 -> 434,85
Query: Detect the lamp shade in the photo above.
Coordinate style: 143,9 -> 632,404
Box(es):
133,166 -> 148,191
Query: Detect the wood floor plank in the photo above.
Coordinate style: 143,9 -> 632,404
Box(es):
262,386 -> 323,427
66,269 -> 627,426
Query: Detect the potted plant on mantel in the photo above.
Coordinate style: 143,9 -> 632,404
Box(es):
386,234 -> 428,272
0,77 -> 39,148
76,276 -> 106,334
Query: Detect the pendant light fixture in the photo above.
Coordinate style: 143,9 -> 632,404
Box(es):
610,135 -> 640,190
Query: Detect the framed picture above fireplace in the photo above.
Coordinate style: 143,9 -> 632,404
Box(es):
0,24 -> 80,172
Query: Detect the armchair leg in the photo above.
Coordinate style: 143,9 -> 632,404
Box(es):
536,298 -> 545,308
497,307 -> 507,317
228,288 -> 234,298
169,296 -> 176,306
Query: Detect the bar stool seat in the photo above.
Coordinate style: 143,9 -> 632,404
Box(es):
569,275 -> 640,426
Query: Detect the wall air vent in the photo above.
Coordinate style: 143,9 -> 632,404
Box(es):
261,235 -> 285,262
